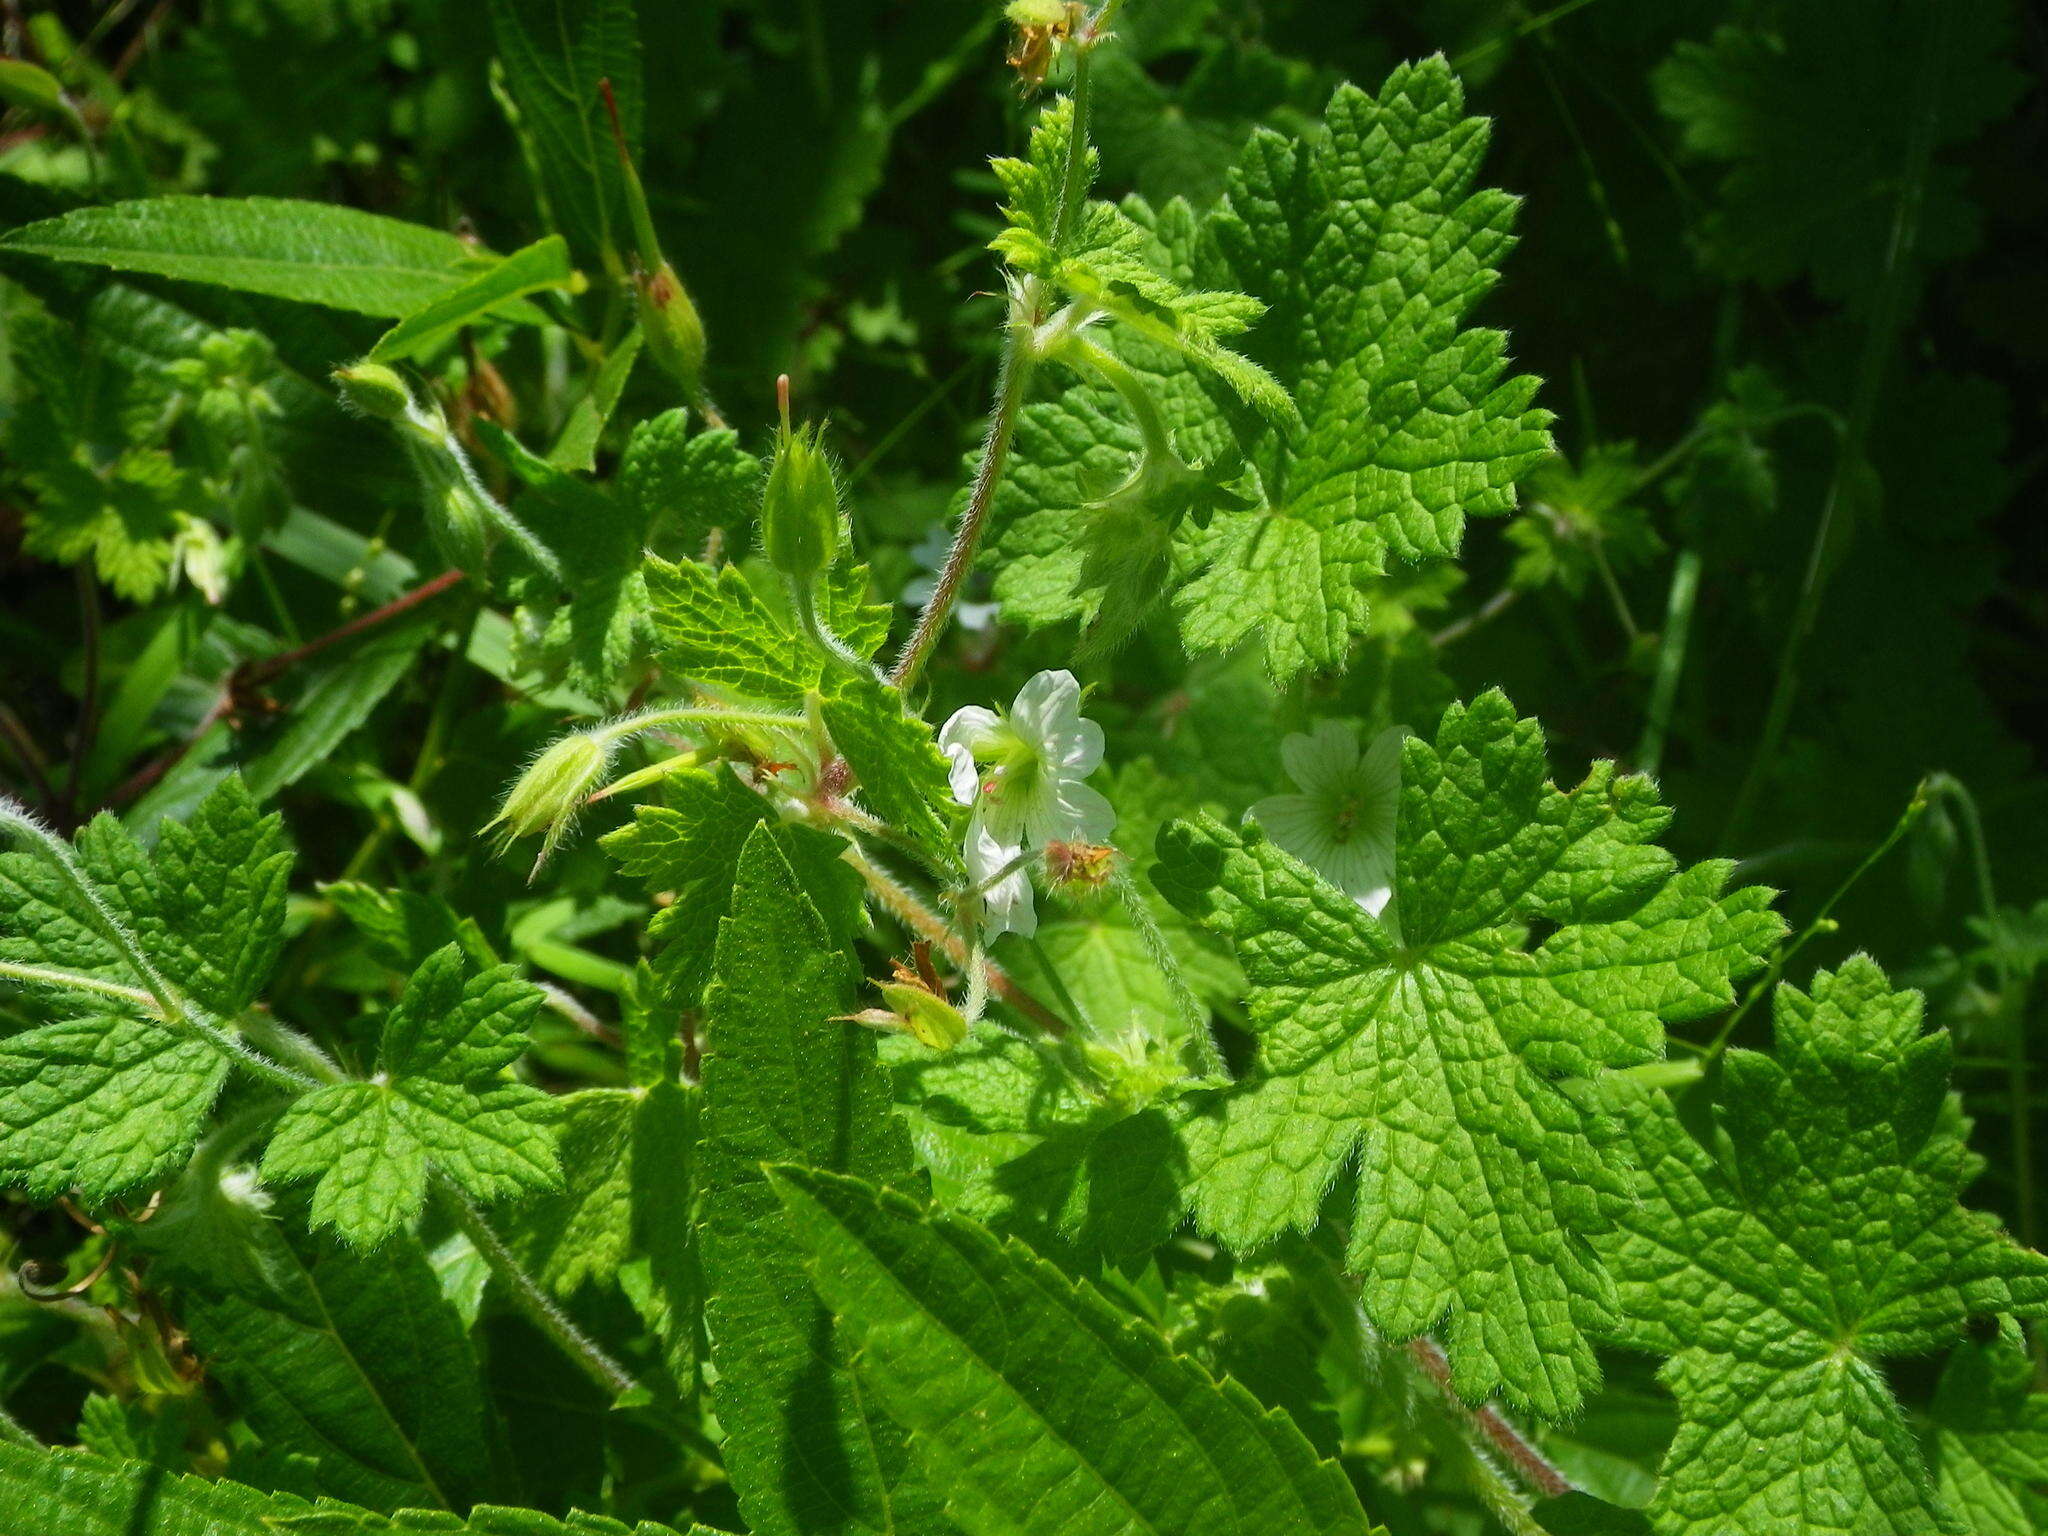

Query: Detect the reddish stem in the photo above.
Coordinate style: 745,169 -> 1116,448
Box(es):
1403,1336 -> 1573,1499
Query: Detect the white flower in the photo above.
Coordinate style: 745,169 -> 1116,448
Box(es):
1249,720 -> 1402,925
942,670 -> 1115,939
963,818 -> 1037,939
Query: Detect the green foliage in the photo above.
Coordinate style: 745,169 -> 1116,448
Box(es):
487,0 -> 643,266
1,4 -> 2043,1534
770,1165 -> 1376,1536
0,778 -> 288,1200
698,827 -> 944,1536
164,1214 -> 499,1512
0,198 -> 520,317
263,947 -> 560,1246
1599,959 -> 2048,1534
1158,691 -> 1782,1416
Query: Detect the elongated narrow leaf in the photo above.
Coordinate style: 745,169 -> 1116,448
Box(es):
769,1166 -> 1378,1536
0,198 -> 498,317
0,1442 -> 711,1535
488,0 -> 642,264
699,825 -> 951,1536
148,1208 -> 499,1513
370,235 -> 573,361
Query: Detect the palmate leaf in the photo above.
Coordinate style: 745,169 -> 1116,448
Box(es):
1598,959 -> 2048,1535
1928,1321 -> 2048,1535
1155,690 -> 1783,1417
617,411 -> 759,559
1181,58 -> 1553,681
644,556 -> 889,704
768,1165 -> 1378,1536
1653,0 -> 2025,313
263,946 -> 560,1247
994,59 -> 1552,682
698,826 -> 951,1536
0,1442 -> 717,1536
0,776 -> 289,1203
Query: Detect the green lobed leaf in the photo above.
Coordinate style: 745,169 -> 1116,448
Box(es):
0,774 -> 292,1018
1598,959 -> 2048,1535
1652,0 -> 2025,313
992,97 -> 1288,422
643,556 -> 819,701
262,946 -> 560,1247
1927,1320 -> 2048,1536
819,673 -> 958,868
617,411 -> 759,558
1155,690 -> 1783,1417
767,1165 -> 1379,1536
698,825 -> 950,1536
0,1017 -> 228,1204
1184,60 -> 1553,681
0,198 -> 510,318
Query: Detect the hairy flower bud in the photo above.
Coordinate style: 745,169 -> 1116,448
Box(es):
761,375 -> 840,588
488,730 -> 614,869
332,360 -> 411,421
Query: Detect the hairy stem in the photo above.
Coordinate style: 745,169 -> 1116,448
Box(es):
889,313 -> 1035,690
1110,866 -> 1224,1077
0,959 -> 158,1012
1289,1240 -> 1571,1525
1403,1335 -> 1573,1501
433,1178 -> 638,1400
843,841 -> 1070,1037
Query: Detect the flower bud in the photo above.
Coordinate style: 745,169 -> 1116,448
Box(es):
635,260 -> 708,403
488,730 -> 614,868
874,979 -> 970,1052
332,361 -> 412,421
761,376 -> 840,587
1043,838 -> 1116,897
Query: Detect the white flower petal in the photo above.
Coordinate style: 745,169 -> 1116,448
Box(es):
1053,779 -> 1116,843
983,868 -> 1037,938
1250,794 -> 1341,874
1010,669 -> 1082,745
939,705 -> 1002,758
944,742 -> 980,807
964,817 -> 1020,883
1281,719 -> 1361,799
965,820 -> 1036,938
1058,715 -> 1105,775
